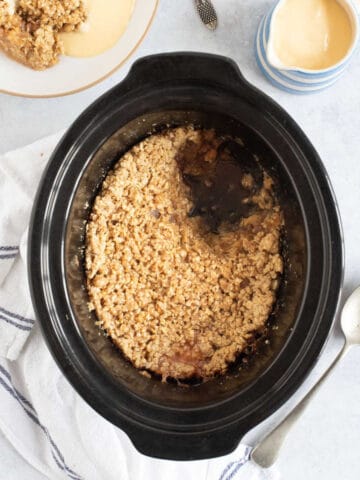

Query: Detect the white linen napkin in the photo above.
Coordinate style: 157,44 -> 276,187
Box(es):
0,133 -> 279,480
0,132 -> 63,360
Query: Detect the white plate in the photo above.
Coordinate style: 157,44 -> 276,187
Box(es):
0,0 -> 158,98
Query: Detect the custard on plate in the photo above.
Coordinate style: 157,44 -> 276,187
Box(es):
0,0 -> 134,70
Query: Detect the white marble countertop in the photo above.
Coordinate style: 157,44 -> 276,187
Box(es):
1,1 -> 360,479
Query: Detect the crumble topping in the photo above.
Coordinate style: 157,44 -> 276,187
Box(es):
85,127 -> 284,382
0,0 -> 86,69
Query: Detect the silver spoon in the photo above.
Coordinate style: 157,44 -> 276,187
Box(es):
251,285 -> 360,468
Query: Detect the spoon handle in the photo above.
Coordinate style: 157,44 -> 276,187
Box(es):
194,0 -> 218,30
251,343 -> 350,468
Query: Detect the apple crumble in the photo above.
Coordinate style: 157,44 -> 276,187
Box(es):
85,127 -> 284,381
0,0 -> 86,69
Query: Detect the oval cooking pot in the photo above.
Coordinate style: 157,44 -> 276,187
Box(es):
28,53 -> 343,460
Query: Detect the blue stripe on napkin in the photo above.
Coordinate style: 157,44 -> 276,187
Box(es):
0,306 -> 35,325
0,246 -> 19,259
218,447 -> 251,480
0,253 -> 18,259
0,365 -> 83,480
0,314 -> 32,331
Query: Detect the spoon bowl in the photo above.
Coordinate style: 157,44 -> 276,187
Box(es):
341,286 -> 360,345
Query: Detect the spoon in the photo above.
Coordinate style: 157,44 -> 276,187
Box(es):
251,286 -> 360,468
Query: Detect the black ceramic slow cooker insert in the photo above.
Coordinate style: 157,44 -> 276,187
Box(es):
28,53 -> 343,460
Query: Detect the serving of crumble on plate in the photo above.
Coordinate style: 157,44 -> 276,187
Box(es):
0,0 -> 86,70
0,0 -> 158,96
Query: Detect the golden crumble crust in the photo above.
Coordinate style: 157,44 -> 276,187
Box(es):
85,128 -> 284,381
0,0 -> 85,70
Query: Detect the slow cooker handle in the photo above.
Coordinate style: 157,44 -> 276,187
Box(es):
127,421 -> 249,460
125,52 -> 248,92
